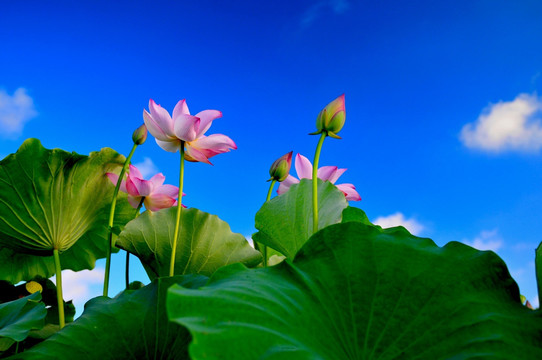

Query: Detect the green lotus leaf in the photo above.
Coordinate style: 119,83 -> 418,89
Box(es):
253,178 -> 348,259
116,207 -> 262,279
340,206 -> 373,225
168,221 -> 542,359
9,275 -> 206,360
0,292 -> 46,351
0,138 -> 135,281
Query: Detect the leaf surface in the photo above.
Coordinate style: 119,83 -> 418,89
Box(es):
9,276 -> 206,360
0,139 -> 134,282
116,207 -> 262,279
169,221 -> 542,359
253,178 -> 348,259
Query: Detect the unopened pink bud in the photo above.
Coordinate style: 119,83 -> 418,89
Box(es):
132,124 -> 148,145
269,151 -> 293,182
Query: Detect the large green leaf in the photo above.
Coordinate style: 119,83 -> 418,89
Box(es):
116,207 -> 262,279
168,221 -> 542,359
253,178 -> 348,259
0,293 -> 46,352
0,138 -> 134,282
9,275 -> 206,360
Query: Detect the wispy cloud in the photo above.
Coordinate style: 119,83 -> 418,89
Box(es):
462,229 -> 503,252
300,0 -> 350,28
52,268 -> 105,309
460,93 -> 542,153
0,88 -> 38,138
133,157 -> 158,178
372,212 -> 425,236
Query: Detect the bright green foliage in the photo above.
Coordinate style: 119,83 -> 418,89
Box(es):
8,276 -> 207,360
0,139 -> 135,282
0,293 -> 46,352
253,178 -> 348,259
116,207 -> 262,279
168,220 -> 542,359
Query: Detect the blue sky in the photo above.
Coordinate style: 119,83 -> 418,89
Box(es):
1,0 -> 542,311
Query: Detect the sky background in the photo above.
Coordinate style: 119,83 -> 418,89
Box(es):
1,0 -> 542,313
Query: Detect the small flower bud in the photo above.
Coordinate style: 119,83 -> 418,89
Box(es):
268,151 -> 293,182
310,94 -> 346,139
132,124 -> 148,145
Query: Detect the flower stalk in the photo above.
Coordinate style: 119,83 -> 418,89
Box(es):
170,141 -> 186,277
103,142 -> 138,297
312,133 -> 327,233
126,199 -> 144,289
261,179 -> 277,267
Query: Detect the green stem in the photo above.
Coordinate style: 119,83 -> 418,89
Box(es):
261,179 -> 277,267
15,342 -> 19,354
170,142 -> 185,277
103,143 -> 138,297
125,200 -> 144,289
312,132 -> 327,233
53,249 -> 65,329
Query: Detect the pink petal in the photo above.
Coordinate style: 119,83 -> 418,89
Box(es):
153,184 -> 179,198
327,168 -> 347,184
129,165 -> 143,180
148,99 -> 175,137
129,177 -> 153,197
189,134 -> 236,159
317,166 -> 338,182
184,145 -> 212,164
106,173 -> 127,193
149,173 -> 165,188
172,99 -> 190,119
143,110 -> 171,142
336,183 -> 361,201
295,154 -> 313,179
127,195 -> 143,209
277,175 -> 299,195
173,114 -> 200,142
194,110 -> 222,137
145,194 -> 177,211
125,177 -> 140,196
156,138 -> 181,153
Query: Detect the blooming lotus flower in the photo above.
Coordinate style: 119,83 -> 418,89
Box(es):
268,151 -> 293,182
106,165 -> 182,211
277,154 -> 361,201
143,99 -> 236,165
310,94 -> 346,139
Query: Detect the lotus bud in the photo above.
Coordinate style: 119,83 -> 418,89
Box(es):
310,94 -> 346,139
132,124 -> 148,145
268,151 -> 293,182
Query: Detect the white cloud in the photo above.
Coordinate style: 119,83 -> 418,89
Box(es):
0,88 -> 37,138
52,268 -> 104,307
462,229 -> 503,252
133,157 -> 158,178
300,0 -> 350,28
372,212 -> 425,236
460,93 -> 542,152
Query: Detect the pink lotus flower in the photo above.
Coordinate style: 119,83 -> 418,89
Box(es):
107,165 -> 183,211
143,99 -> 236,165
277,154 -> 361,201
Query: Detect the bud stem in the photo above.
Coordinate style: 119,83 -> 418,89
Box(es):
170,141 -> 186,277
312,132 -> 327,233
126,199 -> 144,289
103,142 -> 138,297
260,179 -> 277,267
